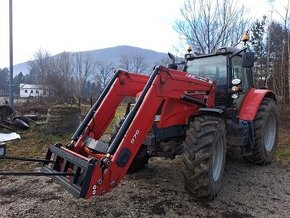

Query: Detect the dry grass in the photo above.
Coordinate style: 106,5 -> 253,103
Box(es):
0,103 -> 127,172
1,104 -> 289,173
0,123 -> 71,171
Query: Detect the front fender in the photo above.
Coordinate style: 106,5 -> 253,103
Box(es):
238,88 -> 276,121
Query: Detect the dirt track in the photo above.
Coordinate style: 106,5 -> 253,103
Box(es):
0,156 -> 289,218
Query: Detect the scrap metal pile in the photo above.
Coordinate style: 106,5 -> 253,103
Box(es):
0,105 -> 29,131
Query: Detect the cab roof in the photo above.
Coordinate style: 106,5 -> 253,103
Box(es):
185,46 -> 242,60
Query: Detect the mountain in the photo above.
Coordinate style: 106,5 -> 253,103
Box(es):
83,45 -> 168,62
14,61 -> 30,76
13,45 -> 169,76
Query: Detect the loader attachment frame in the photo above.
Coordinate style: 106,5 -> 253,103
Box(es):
42,66 -> 216,199
42,144 -> 97,198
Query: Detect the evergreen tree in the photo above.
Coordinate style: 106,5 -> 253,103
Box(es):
0,68 -> 9,95
250,16 -> 268,87
13,72 -> 25,95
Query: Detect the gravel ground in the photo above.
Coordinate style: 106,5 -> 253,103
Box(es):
0,155 -> 289,218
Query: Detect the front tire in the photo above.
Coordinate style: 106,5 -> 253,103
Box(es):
127,144 -> 150,173
182,115 -> 226,200
245,97 -> 278,165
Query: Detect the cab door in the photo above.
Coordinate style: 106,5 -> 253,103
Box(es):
231,56 -> 253,109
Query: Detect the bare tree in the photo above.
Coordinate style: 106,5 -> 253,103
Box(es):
73,53 -> 97,96
96,61 -> 115,89
119,53 -> 148,73
269,0 -> 290,107
28,48 -> 52,85
119,54 -> 132,72
47,52 -> 74,99
174,0 -> 249,54
154,56 -> 171,67
132,53 -> 148,73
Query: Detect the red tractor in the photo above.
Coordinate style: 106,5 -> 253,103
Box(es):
0,37 -> 278,200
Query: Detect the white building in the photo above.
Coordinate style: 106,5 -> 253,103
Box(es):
19,83 -> 49,98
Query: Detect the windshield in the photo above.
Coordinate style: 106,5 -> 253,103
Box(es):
185,56 -> 227,86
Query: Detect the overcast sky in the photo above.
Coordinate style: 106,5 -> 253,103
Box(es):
0,0 -> 281,68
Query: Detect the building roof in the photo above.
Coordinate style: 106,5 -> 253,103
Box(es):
20,83 -> 49,90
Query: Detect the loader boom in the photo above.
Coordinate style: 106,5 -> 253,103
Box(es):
42,65 -> 216,199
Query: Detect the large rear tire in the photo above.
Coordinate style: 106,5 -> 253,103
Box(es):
245,97 -> 278,165
182,115 -> 226,200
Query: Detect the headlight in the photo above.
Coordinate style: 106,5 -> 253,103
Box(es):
232,86 -> 239,92
231,93 -> 239,99
232,78 -> 241,85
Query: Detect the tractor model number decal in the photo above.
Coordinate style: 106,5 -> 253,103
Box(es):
185,73 -> 213,84
131,129 -> 140,144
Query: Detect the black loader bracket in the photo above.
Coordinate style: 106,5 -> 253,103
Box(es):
41,144 -> 96,198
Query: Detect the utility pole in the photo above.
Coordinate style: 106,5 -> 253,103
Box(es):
8,0 -> 14,109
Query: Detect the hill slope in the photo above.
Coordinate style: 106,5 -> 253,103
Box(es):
13,45 -> 169,76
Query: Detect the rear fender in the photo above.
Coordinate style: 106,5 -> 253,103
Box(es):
238,88 -> 276,121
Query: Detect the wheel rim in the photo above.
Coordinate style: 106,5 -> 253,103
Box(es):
264,113 -> 276,152
212,136 -> 224,182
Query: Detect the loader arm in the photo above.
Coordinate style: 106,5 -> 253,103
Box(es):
42,66 -> 216,199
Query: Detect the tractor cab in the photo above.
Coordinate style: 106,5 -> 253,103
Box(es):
183,46 -> 255,107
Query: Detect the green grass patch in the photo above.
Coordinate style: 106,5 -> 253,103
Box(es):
275,128 -> 290,161
275,150 -> 290,159
0,122 -> 71,171
104,104 -> 126,134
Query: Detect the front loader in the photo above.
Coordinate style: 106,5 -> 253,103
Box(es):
0,35 -> 279,200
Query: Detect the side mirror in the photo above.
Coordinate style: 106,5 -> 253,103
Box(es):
168,52 -> 176,64
167,53 -> 178,70
0,142 -> 6,156
242,52 -> 255,68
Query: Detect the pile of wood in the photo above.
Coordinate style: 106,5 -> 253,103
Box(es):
46,105 -> 81,135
